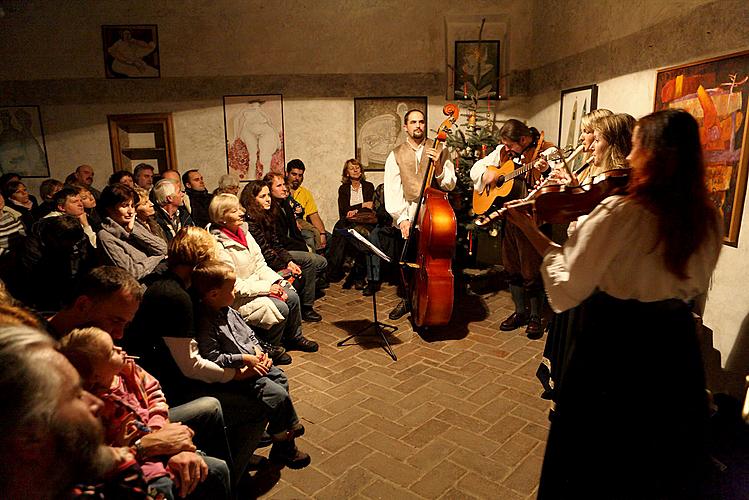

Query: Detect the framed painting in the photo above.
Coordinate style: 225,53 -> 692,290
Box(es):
454,40 -> 500,100
354,96 -> 427,171
655,50 -> 749,246
102,25 -> 160,79
0,105 -> 50,177
223,94 -> 285,181
558,84 -> 598,151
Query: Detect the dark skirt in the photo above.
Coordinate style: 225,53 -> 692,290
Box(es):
537,307 -> 579,401
538,292 -> 710,499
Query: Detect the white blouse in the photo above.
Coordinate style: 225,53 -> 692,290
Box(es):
542,195 -> 722,313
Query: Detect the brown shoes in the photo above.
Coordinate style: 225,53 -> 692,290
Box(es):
500,312 -> 528,331
525,318 -> 544,339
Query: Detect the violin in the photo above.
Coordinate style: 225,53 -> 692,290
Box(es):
476,167 -> 629,227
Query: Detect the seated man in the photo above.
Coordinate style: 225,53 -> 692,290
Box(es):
134,163 -> 155,191
47,266 -> 237,493
73,164 -> 101,200
60,327 -> 230,499
153,178 -> 195,242
286,159 -> 328,252
183,169 -> 213,228
46,186 -> 97,247
0,324 -> 117,498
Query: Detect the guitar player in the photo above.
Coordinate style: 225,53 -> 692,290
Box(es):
470,119 -> 561,339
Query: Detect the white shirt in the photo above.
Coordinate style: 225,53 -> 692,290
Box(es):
542,195 -> 722,313
384,142 -> 456,225
470,144 -> 562,193
349,184 -> 364,206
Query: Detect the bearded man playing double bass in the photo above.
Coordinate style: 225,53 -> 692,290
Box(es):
383,109 -> 457,320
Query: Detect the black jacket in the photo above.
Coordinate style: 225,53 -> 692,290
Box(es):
186,188 -> 213,228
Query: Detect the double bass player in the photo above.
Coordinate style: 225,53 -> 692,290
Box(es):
384,108 -> 457,320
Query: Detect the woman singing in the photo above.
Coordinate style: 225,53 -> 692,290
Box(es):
507,109 -> 722,497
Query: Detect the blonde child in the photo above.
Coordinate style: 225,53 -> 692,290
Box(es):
192,260 -> 309,469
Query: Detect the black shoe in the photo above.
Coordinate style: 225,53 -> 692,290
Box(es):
362,281 -> 381,297
257,432 -> 272,448
525,317 -> 544,339
500,312 -> 528,331
285,337 -> 319,353
264,344 -> 287,360
274,352 -> 292,365
353,279 -> 366,291
315,288 -> 326,299
269,440 -> 311,470
342,274 -> 355,289
388,300 -> 408,320
302,307 -> 322,322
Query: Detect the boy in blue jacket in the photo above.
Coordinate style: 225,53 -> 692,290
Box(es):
192,260 -> 309,469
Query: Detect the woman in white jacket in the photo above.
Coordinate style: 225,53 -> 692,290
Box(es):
209,194 -> 318,353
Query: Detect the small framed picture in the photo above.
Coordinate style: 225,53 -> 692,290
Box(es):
558,84 -> 598,151
102,25 -> 160,79
454,40 -> 500,100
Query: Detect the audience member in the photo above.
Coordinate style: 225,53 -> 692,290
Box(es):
183,169 -> 213,227
209,194 -> 318,355
242,180 -> 325,322
124,230 -> 270,480
69,182 -> 103,233
0,324 -> 114,499
327,158 -> 375,289
214,174 -> 240,196
97,184 -> 168,280
2,179 -> 36,231
193,260 -> 311,469
133,185 -> 168,242
134,163 -> 155,190
153,178 -> 194,242
363,182 -> 399,296
74,164 -> 101,199
108,170 -> 135,187
59,327 -> 231,499
286,159 -> 328,250
22,214 -> 97,311
0,193 -> 27,292
48,186 -> 97,247
47,267 -> 236,493
33,178 -> 64,219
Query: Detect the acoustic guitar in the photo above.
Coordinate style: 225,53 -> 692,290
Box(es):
472,149 -> 563,215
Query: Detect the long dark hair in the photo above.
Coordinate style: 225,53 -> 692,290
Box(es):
239,180 -> 272,231
627,109 -> 718,279
498,119 -> 540,144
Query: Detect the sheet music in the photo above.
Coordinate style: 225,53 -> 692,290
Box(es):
347,229 -> 392,263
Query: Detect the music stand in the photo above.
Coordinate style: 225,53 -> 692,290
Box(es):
336,229 -> 399,361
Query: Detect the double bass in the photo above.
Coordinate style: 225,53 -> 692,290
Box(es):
400,104 -> 459,327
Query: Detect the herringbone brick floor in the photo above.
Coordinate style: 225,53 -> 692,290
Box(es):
253,279 -> 549,499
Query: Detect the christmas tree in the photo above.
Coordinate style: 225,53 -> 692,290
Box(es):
447,48 -> 504,268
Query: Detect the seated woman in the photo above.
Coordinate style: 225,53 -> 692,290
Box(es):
1,179 -> 37,232
69,182 -> 103,233
208,194 -> 318,354
241,180 -> 325,322
326,159 -> 375,289
97,183 -> 168,281
507,109 -> 722,498
134,186 -> 168,243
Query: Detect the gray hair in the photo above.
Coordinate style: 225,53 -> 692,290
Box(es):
0,326 -> 60,445
218,174 -> 239,189
153,178 -> 178,205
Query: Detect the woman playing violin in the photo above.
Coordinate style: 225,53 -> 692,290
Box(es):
470,119 -> 560,338
507,109 -> 722,498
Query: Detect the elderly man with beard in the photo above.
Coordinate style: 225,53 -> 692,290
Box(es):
0,324 -> 112,499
